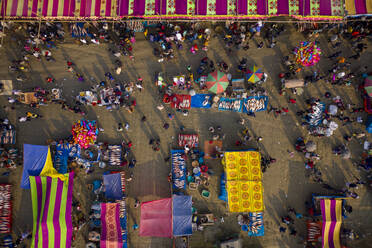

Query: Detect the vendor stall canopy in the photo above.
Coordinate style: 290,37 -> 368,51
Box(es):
345,0 -> 372,17
1,0 -> 346,20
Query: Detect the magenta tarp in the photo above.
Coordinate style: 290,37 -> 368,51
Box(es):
1,0 -> 344,19
139,198 -> 172,237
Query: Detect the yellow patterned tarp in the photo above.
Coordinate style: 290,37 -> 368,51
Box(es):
224,151 -> 262,181
224,151 -> 264,212
227,180 -> 264,212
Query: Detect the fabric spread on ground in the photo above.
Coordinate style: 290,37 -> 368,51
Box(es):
139,198 -> 172,237
103,173 -> 124,200
29,172 -> 74,248
320,199 -> 342,248
224,151 -> 264,212
170,94 -> 191,109
190,94 -> 213,109
100,203 -> 123,248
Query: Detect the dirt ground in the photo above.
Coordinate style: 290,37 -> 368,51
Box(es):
0,22 -> 371,248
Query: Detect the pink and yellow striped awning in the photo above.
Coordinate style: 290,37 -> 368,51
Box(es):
0,0 -> 345,19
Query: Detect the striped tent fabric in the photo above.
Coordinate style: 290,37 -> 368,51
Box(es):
0,0 -> 116,18
115,0 -> 345,19
345,0 -> 372,16
320,199 -> 342,248
1,0 -> 344,19
29,173 -> 74,248
0,0 -> 75,17
100,203 -> 123,248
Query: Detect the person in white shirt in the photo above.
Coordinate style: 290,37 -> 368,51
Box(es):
18,116 -> 28,122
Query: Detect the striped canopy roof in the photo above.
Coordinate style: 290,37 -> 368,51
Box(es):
0,0 -> 345,19
345,0 -> 372,16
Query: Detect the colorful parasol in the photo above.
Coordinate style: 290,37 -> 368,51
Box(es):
206,71 -> 229,94
246,65 -> 263,83
294,41 -> 322,67
364,76 -> 372,97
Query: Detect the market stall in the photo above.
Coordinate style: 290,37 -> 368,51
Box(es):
171,150 -> 187,190
103,172 -> 125,200
0,184 -> 12,234
1,0 -> 345,20
100,203 -> 123,248
29,173 -> 74,248
139,195 -> 192,238
178,134 -> 199,148
0,123 -> 15,145
223,151 -> 264,212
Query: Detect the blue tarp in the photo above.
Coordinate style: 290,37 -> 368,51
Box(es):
366,115 -> 372,133
171,150 -> 187,190
218,173 -> 227,202
242,96 -> 269,113
103,173 -> 123,200
54,143 -> 80,174
218,98 -> 242,112
218,97 -> 268,113
172,195 -> 192,236
190,94 -> 213,109
248,212 -> 264,237
21,144 -> 49,189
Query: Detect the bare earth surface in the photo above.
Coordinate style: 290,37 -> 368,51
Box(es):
0,23 -> 371,248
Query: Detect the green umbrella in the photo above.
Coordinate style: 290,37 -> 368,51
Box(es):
206,71 -> 229,94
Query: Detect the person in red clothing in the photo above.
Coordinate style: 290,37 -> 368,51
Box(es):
46,77 -> 54,83
289,98 -> 296,104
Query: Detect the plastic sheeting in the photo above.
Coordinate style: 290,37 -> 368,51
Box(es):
21,144 -> 49,189
21,144 -> 66,189
139,198 -> 172,237
218,173 -> 227,202
366,115 -> 372,134
103,173 -> 123,200
190,94 -> 213,109
172,195 -> 192,236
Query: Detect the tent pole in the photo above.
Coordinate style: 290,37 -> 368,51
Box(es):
36,17 -> 41,48
1,0 -> 5,47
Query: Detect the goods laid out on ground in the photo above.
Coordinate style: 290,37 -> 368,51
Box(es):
0,185 -> 12,234
171,150 -> 187,190
178,134 -> 199,148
